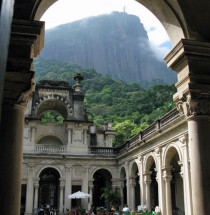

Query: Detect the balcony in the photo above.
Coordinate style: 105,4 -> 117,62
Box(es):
89,147 -> 118,155
35,145 -> 67,153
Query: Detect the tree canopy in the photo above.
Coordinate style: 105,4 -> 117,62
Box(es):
34,58 -> 176,146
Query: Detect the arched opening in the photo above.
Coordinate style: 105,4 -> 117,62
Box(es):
38,168 -> 60,210
120,167 -> 127,205
93,169 -> 112,207
37,99 -> 68,120
34,0 -> 185,46
145,156 -> 158,212
37,135 -> 63,145
165,147 -> 185,215
131,162 -> 140,210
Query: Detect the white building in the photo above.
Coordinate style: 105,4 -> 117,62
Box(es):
22,76 -> 189,215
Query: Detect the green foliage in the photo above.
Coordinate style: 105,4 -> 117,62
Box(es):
100,188 -> 121,207
34,58 -> 176,145
40,111 -> 64,125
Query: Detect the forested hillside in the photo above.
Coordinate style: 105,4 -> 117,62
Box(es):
39,12 -> 176,86
34,58 -> 176,146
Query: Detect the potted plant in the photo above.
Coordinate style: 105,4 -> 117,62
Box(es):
100,188 -> 121,208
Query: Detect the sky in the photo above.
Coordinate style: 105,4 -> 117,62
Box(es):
41,0 -> 172,57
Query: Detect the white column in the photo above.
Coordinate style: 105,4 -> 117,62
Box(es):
0,104 -> 26,215
144,172 -> 152,212
25,165 -> 34,215
130,178 -> 136,211
60,184 -> 65,214
187,117 -> 210,215
156,148 -> 165,215
82,166 -> 89,209
119,181 -> 124,207
178,162 -> 187,215
34,183 -> 39,209
89,184 -> 93,206
65,165 -> 72,211
137,156 -> 144,205
125,162 -> 130,206
163,167 -> 172,215
180,135 -> 192,215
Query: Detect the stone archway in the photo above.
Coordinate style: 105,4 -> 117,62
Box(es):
163,146 -> 185,215
130,162 -> 140,210
144,155 -> 158,212
38,167 -> 61,210
93,168 -> 112,207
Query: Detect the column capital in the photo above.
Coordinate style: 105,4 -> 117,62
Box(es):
82,165 -> 89,172
27,162 -> 35,168
162,166 -> 173,183
154,147 -> 161,157
65,164 -> 73,171
179,134 -> 188,146
143,171 -> 152,185
129,178 -> 136,187
3,73 -> 35,109
59,178 -> 66,187
164,39 -> 210,119
163,175 -> 173,183
60,184 -> 65,189
34,183 -> 39,189
125,161 -> 129,168
89,184 -> 94,189
144,178 -> 152,186
177,93 -> 210,119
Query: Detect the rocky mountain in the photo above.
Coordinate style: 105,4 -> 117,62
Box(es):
39,12 -> 176,85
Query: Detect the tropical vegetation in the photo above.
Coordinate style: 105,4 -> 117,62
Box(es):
34,58 -> 176,146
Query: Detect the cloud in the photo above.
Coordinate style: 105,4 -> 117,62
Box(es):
148,26 -> 156,32
148,41 -> 172,61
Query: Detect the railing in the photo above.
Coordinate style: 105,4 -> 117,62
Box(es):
35,145 -> 67,153
159,108 -> 180,127
129,135 -> 139,146
142,122 -> 156,139
117,108 -> 181,154
90,147 -> 118,155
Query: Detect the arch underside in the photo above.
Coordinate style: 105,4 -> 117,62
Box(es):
36,99 -> 68,119
15,0 -> 209,44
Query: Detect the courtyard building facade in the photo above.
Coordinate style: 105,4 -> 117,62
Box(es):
22,77 -> 189,215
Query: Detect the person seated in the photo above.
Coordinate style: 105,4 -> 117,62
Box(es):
122,205 -> 129,212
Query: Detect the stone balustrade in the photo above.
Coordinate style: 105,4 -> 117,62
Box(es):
90,146 -> 118,155
35,145 -> 67,152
